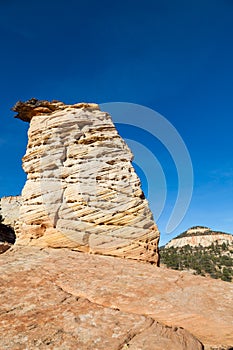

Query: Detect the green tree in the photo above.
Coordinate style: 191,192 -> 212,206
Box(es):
221,242 -> 227,251
221,267 -> 232,282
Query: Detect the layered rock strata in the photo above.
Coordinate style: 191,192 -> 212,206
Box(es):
165,226 -> 233,249
14,99 -> 159,264
0,195 -> 21,228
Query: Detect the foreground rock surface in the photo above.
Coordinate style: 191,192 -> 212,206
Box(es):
1,247 -> 233,349
14,99 -> 159,264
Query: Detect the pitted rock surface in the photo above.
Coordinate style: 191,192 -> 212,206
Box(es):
14,99 -> 159,264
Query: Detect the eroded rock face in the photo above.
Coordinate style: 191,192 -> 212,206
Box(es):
0,195 -> 21,228
14,99 -> 159,264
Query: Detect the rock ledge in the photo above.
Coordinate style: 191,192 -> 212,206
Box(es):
12,98 -> 99,122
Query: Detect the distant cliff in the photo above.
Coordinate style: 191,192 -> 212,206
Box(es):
160,226 -> 233,282
165,226 -> 233,248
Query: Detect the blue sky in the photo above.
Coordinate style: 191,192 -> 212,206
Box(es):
0,0 -> 232,245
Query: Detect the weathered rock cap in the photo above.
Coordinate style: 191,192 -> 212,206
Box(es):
12,98 -> 99,122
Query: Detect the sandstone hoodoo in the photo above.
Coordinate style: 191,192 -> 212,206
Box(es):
13,99 -> 160,264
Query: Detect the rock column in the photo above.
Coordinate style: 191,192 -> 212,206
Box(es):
14,99 -> 160,264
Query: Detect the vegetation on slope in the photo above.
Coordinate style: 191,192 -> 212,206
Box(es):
160,242 -> 233,282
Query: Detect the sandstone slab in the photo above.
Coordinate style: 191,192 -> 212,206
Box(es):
1,246 -> 233,349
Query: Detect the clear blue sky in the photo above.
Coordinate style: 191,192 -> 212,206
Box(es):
0,0 -> 232,245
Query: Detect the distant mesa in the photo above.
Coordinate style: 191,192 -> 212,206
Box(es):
165,226 -> 233,249
161,226 -> 233,283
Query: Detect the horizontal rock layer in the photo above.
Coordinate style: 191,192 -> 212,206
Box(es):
15,99 -> 159,264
